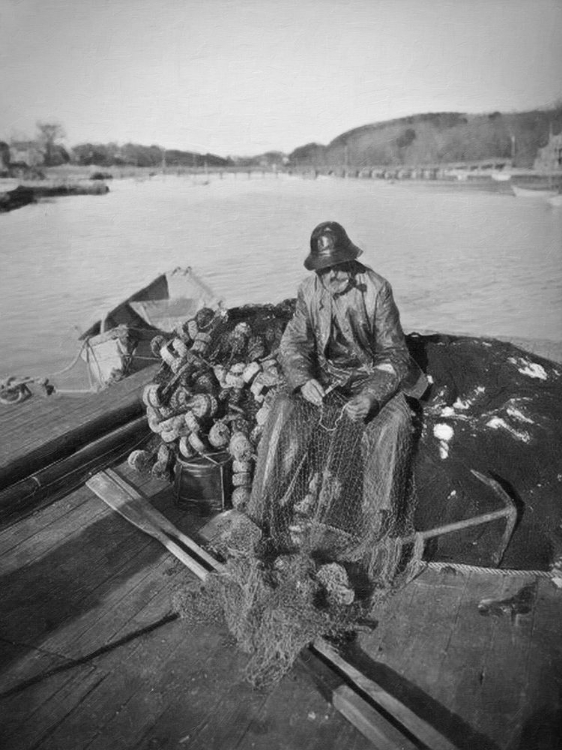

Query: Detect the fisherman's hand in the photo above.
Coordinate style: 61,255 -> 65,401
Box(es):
300,379 -> 325,406
344,393 -> 379,422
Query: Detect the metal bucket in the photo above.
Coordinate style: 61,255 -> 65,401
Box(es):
173,452 -> 232,515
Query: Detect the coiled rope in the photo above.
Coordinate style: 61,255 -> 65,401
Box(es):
422,560 -> 558,579
0,341 -> 97,404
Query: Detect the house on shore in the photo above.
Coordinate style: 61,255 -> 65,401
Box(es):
9,141 -> 45,168
534,130 -> 562,171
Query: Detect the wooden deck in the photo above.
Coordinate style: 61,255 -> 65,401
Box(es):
1,463 -> 560,749
0,366 -> 159,525
0,468 -> 373,750
0,365 -> 158,490
1,329 -> 561,748
356,569 -> 562,749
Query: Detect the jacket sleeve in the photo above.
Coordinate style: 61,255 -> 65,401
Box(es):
278,286 -> 317,391
362,281 -> 410,406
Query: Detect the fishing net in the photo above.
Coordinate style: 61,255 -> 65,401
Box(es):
175,385 -> 423,688
248,387 -> 420,590
173,541 -> 367,688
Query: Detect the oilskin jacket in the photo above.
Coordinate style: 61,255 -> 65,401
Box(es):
278,266 -> 426,406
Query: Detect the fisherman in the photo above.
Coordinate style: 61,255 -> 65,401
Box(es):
248,221 -> 427,565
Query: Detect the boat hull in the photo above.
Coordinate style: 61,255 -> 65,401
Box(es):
491,171 -> 511,181
512,184 -> 558,198
80,267 -> 221,387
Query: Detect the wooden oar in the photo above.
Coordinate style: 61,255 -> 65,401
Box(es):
86,468 -> 219,580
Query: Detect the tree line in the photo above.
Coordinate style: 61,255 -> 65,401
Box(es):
287,105 -> 562,170
5,104 -> 562,173
3,122 -> 232,169
72,142 -> 231,168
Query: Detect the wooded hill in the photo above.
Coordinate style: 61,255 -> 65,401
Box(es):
288,104 -> 562,169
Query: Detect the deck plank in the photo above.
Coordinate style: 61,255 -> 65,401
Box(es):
356,572 -> 419,658
0,491 -> 92,553
431,571 -> 506,747
0,519 -> 164,716
356,567 -> 475,748
455,574 -> 536,746
84,622 -> 250,750
128,625 -> 375,750
477,576 -> 562,750
25,542 -> 177,660
0,494 -> 108,576
357,568 -> 562,750
359,567 -> 467,679
0,484 -> 197,667
0,497 -> 197,750
33,588 -> 189,750
0,364 -> 157,489
394,567 -> 469,681
0,641 -> 70,696
0,507 -> 157,645
0,663 -> 108,750
235,672 -> 376,750
0,463 -> 170,568
0,567 -> 187,750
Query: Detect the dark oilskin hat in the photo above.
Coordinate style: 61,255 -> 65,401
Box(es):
304,221 -> 363,271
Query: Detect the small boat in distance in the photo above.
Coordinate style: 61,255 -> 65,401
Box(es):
491,171 -> 511,181
511,184 -> 559,199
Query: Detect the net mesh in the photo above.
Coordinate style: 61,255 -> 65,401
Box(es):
248,388 -> 420,588
173,547 -> 369,688
174,384 -> 422,688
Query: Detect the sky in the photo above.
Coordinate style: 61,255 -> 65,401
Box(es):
1,0 -> 561,156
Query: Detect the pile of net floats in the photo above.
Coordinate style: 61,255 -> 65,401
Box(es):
127,303 -> 293,508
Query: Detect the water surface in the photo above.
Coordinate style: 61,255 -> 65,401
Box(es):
1,174 -> 561,379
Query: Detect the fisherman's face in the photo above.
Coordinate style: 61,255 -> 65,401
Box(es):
317,263 -> 353,294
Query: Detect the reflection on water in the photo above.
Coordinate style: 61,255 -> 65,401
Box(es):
1,174 -> 561,377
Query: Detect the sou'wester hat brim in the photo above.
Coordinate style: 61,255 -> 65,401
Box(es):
304,242 -> 363,271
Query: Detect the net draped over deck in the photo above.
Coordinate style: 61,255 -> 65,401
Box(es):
175,387 -> 423,688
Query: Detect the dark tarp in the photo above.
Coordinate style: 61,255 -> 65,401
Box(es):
408,333 -> 562,570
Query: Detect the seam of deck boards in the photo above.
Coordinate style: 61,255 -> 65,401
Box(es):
2,464 -> 562,749
0,493 -> 93,553
0,549 -> 189,749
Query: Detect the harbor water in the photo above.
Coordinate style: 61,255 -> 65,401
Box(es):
1,173 -> 561,379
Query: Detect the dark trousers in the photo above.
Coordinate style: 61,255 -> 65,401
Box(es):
248,390 -> 414,559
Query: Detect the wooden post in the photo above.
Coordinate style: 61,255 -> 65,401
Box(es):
313,641 -> 459,750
